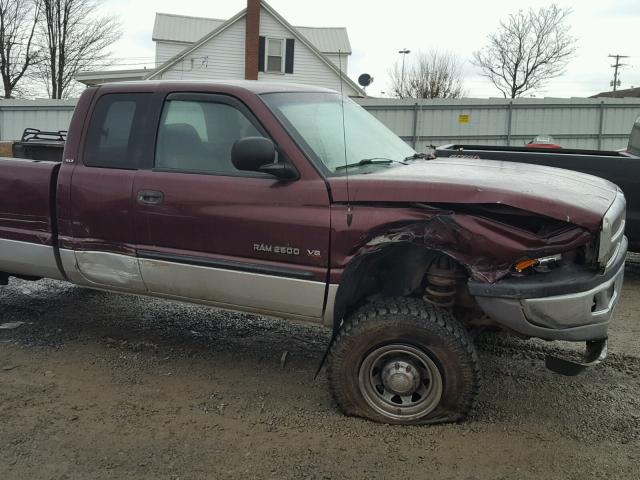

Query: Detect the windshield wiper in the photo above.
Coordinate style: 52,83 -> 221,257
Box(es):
335,157 -> 408,171
404,152 -> 433,161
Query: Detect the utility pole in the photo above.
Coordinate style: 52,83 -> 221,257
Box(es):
609,54 -> 629,92
398,48 -> 410,95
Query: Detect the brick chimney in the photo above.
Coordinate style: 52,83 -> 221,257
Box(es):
245,0 -> 260,80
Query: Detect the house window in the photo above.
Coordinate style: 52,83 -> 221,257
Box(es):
259,36 -> 294,74
266,38 -> 284,73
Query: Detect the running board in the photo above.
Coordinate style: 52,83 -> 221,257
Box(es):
545,339 -> 608,376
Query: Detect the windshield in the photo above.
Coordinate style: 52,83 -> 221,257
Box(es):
262,92 -> 416,175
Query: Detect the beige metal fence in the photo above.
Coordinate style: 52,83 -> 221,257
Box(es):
2,96 -> 639,154
357,97 -> 640,152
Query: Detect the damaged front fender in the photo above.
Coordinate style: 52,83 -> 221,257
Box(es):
331,203 -> 593,285
327,203 -> 594,332
364,213 -> 592,282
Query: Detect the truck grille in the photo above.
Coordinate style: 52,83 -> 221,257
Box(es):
598,191 -> 626,269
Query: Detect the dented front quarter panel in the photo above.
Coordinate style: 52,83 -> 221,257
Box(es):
329,204 -> 592,283
327,161 -> 619,284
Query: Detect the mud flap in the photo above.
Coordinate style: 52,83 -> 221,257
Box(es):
545,339 -> 608,376
313,318 -> 344,380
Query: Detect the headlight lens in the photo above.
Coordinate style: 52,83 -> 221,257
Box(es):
598,192 -> 626,269
514,253 -> 562,273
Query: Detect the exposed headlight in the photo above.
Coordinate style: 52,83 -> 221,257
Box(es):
514,253 -> 562,273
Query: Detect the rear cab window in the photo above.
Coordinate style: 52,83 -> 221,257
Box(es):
83,93 -> 152,169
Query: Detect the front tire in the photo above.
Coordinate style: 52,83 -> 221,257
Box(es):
327,298 -> 480,424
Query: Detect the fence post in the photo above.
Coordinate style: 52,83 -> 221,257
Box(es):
412,102 -> 419,149
506,101 -> 513,146
598,100 -> 605,150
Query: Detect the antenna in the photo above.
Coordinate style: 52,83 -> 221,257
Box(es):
338,49 -> 353,227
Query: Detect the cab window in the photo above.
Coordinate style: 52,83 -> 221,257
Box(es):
155,99 -> 263,175
84,93 -> 151,169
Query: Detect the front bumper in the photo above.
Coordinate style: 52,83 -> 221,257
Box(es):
469,236 -> 627,342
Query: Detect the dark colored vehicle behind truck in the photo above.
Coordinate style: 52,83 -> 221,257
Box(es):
436,117 -> 640,250
0,81 -> 628,425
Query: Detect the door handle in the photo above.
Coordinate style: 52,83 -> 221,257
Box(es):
137,190 -> 164,205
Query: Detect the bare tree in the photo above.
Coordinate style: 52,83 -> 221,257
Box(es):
472,4 -> 577,98
0,0 -> 41,99
37,0 -> 121,98
389,50 -> 465,99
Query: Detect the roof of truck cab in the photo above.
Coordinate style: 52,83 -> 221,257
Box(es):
96,80 -> 338,95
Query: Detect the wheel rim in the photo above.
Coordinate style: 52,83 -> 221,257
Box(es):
358,344 -> 443,421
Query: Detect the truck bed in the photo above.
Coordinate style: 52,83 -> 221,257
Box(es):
437,144 -> 634,159
0,157 -> 63,279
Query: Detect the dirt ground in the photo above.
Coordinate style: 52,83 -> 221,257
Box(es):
1,264 -> 639,480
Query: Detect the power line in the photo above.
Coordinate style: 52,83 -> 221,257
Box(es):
608,54 -> 629,91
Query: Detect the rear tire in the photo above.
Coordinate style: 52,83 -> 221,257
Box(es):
327,297 -> 480,424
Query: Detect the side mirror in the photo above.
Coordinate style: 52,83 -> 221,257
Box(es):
231,137 -> 297,180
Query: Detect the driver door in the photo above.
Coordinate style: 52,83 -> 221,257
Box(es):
132,93 -> 331,321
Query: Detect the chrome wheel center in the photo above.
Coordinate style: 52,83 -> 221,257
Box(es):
358,344 -> 443,421
381,360 -> 420,395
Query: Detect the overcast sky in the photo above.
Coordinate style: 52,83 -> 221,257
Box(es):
103,0 -> 639,98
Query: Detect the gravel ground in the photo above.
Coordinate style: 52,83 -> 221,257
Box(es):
1,263 -> 639,479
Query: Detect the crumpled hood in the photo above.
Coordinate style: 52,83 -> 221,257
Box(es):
328,158 -> 620,230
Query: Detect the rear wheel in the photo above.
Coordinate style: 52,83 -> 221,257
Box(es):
327,297 -> 480,424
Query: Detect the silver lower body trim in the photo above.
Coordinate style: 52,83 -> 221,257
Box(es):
139,257 -> 326,320
0,238 -> 65,280
59,248 -> 147,293
8,244 -> 337,325
322,283 -> 339,326
74,250 -> 147,291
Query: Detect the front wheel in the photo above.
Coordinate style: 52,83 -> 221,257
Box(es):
327,298 -> 480,424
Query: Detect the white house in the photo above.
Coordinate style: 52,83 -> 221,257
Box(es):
76,0 -> 364,96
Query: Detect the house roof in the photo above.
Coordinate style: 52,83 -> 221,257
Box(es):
591,87 -> 640,98
152,13 -> 225,44
74,68 -> 153,86
296,27 -> 351,54
153,12 -> 352,53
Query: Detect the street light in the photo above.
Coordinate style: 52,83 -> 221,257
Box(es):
398,49 -> 411,94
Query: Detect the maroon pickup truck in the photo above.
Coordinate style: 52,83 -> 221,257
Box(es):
0,81 -> 628,425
